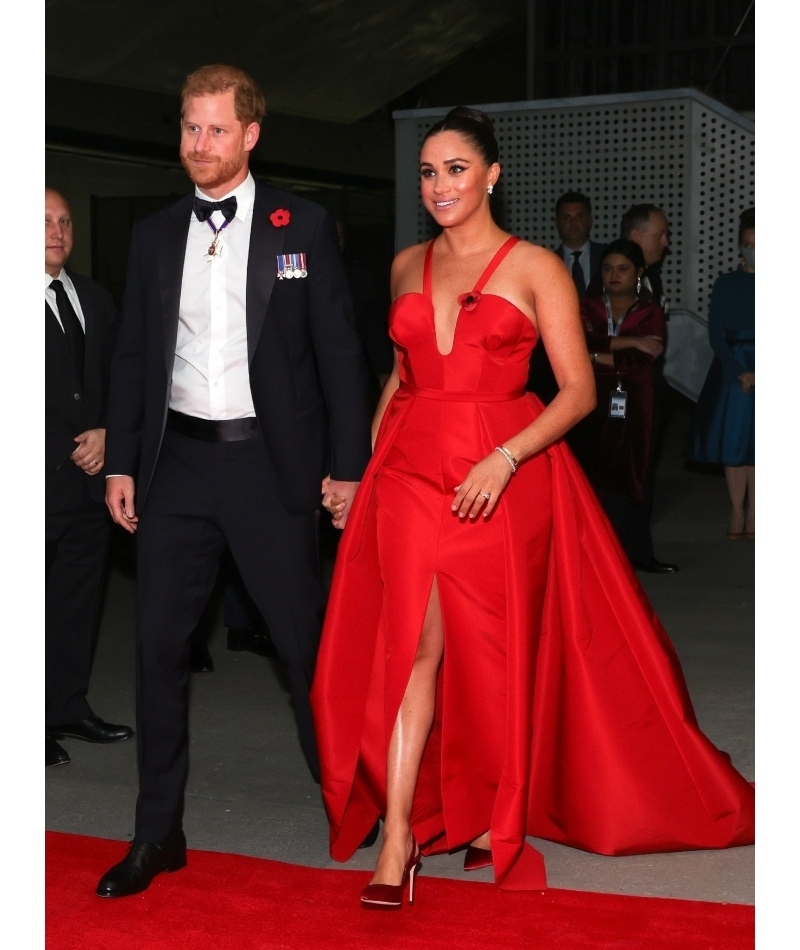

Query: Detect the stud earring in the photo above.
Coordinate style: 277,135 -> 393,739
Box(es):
487,185 -> 494,195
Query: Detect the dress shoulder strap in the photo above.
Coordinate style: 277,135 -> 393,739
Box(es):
473,236 -> 521,293
422,239 -> 436,299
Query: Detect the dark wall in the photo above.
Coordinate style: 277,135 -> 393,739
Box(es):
382,0 -> 754,117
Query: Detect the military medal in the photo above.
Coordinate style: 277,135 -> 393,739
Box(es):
277,253 -> 308,279
204,217 -> 232,260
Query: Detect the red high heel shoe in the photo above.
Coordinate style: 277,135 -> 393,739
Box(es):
360,839 -> 421,910
463,845 -> 492,871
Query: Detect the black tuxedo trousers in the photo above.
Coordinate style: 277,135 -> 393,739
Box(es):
134,428 -> 325,841
46,483 -> 110,725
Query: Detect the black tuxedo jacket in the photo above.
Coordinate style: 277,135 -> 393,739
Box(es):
46,271 -> 117,513
557,240 -> 606,298
105,182 -> 373,514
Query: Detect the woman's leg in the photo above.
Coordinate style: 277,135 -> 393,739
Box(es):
744,466 -> 755,534
724,465 -> 748,535
370,578 -> 445,885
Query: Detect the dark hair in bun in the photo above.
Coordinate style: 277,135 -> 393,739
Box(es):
422,106 -> 499,167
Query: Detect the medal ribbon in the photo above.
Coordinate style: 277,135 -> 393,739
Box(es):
277,253 -> 307,278
205,217 -> 232,256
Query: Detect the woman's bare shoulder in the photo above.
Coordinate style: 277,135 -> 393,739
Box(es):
391,241 -> 431,296
512,239 -> 565,270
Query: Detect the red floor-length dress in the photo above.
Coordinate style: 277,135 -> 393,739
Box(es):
311,237 -> 754,891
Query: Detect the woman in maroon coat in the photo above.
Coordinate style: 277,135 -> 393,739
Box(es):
573,239 -> 667,563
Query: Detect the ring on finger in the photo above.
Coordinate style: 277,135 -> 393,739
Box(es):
480,491 -> 491,500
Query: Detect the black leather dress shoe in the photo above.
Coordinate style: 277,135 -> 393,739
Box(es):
96,830 -> 187,898
358,819 -> 380,849
48,715 -> 134,743
227,625 -> 277,658
188,644 -> 214,673
632,557 -> 680,574
46,736 -> 70,768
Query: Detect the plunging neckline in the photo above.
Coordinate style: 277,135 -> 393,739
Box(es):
424,236 -> 521,357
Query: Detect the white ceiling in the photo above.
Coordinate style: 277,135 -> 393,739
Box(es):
46,0 -> 524,123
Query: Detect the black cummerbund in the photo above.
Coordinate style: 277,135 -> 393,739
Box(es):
167,409 -> 260,443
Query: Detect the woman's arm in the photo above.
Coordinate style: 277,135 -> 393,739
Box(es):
506,250 -> 597,460
452,247 -> 596,519
607,306 -> 666,368
586,301 -> 665,368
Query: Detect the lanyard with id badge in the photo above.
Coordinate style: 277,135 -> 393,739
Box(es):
609,376 -> 627,419
604,294 -> 631,420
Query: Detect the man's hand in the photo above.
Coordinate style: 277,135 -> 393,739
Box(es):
321,477 -> 360,530
106,475 -> 139,533
738,370 -> 755,394
71,428 -> 106,474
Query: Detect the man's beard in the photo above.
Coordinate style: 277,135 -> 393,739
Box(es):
180,149 -> 246,191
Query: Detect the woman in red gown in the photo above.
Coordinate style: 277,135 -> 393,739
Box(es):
311,107 -> 754,906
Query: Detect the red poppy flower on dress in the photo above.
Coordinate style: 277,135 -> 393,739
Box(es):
457,291 -> 482,311
270,208 -> 291,227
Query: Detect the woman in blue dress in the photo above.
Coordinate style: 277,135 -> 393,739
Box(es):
687,208 -> 755,539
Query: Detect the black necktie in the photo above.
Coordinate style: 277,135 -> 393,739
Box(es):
193,196 -> 237,223
571,250 -> 586,296
50,278 -> 85,374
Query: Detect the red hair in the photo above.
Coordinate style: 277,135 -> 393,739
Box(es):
181,64 -> 266,126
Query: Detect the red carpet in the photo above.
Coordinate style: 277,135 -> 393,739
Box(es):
46,832 -> 753,950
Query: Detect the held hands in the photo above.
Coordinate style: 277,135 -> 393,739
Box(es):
738,371 -> 755,394
452,450 -> 514,520
321,476 -> 360,530
71,428 -> 106,474
105,476 -> 139,534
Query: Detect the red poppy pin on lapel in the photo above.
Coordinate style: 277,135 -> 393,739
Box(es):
270,208 -> 291,227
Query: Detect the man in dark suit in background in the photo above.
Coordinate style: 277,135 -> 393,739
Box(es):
528,191 -> 604,404
96,65 -> 372,898
45,188 -> 134,768
554,191 -> 605,296
620,203 -> 671,309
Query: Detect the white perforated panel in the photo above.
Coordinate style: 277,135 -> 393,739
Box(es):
691,108 -> 756,315
394,90 -> 754,320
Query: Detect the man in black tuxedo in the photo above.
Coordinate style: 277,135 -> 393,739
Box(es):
96,65 -> 372,897
45,188 -> 134,768
528,191 -> 604,404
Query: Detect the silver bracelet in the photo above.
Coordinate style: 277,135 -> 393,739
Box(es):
494,445 -> 518,473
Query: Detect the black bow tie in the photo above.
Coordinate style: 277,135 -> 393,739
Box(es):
193,195 -> 237,223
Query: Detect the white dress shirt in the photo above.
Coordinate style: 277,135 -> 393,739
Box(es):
561,241 -> 591,288
170,172 -> 256,420
45,269 -> 86,332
